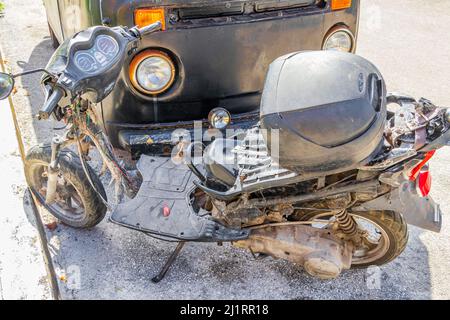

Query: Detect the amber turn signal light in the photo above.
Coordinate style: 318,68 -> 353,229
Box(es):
135,8 -> 166,30
331,0 -> 352,11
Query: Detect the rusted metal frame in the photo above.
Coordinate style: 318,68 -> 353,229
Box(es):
248,180 -> 379,208
54,102 -> 136,204
78,107 -> 138,201
83,126 -> 136,201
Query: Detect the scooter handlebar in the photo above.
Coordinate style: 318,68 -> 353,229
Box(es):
39,22 -> 162,120
138,21 -> 163,37
128,21 -> 162,40
39,86 -> 64,120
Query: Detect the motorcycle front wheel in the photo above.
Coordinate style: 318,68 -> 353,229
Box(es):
295,210 -> 408,267
25,144 -> 107,228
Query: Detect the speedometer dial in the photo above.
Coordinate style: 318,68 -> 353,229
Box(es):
72,34 -> 119,74
74,52 -> 97,73
96,35 -> 119,57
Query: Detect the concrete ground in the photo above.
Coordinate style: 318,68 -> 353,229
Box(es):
0,90 -> 51,299
0,0 -> 450,299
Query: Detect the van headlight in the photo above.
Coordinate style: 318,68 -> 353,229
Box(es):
322,27 -> 355,53
129,50 -> 175,95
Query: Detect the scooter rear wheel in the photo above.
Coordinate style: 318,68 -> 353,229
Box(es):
25,144 -> 107,228
294,210 -> 408,267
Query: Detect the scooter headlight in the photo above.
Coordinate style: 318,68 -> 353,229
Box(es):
129,50 -> 175,95
322,27 -> 355,53
208,108 -> 231,130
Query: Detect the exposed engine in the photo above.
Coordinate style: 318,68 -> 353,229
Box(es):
193,93 -> 448,279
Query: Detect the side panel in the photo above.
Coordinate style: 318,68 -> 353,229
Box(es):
354,182 -> 442,233
110,155 -> 251,241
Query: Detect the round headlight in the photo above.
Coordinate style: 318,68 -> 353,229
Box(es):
129,50 -> 175,95
208,108 -> 231,130
323,28 -> 354,53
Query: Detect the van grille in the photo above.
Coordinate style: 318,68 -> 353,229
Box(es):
255,0 -> 317,12
178,3 -> 245,19
176,0 -> 318,20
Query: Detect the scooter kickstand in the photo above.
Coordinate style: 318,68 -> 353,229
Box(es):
151,241 -> 186,283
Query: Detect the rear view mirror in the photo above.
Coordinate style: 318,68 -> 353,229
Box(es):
0,72 -> 14,100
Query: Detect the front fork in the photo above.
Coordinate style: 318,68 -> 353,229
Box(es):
44,126 -> 138,205
45,135 -> 64,204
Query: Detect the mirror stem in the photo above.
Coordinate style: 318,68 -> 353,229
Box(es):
13,68 -> 52,78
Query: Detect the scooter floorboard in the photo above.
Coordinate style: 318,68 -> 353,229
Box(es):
110,155 -> 249,242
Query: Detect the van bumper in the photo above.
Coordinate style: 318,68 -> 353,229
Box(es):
116,111 -> 259,158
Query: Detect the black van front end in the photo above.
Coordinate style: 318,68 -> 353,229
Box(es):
45,0 -> 360,155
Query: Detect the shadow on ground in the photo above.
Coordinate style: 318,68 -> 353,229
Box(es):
18,37 -> 59,143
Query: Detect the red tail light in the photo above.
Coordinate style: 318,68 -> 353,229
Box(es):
417,169 -> 432,197
409,150 -> 436,181
408,150 -> 436,197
